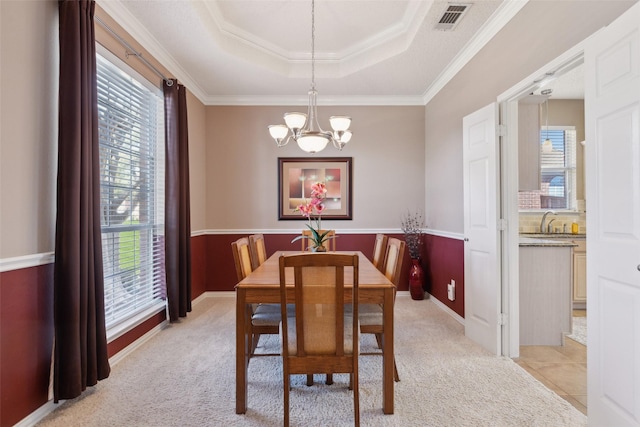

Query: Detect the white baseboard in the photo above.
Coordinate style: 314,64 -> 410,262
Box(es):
427,293 -> 465,326
14,399 -> 63,427
108,321 -> 168,367
396,291 -> 464,325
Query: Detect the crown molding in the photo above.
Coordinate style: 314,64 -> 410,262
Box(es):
202,94 -> 427,107
97,0 -> 210,104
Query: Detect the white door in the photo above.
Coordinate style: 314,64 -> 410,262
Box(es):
585,2 -> 640,425
463,103 -> 501,355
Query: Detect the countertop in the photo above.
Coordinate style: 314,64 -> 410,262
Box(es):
519,234 -> 582,247
520,233 -> 586,239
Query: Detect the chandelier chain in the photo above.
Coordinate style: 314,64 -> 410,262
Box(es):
311,0 -> 315,90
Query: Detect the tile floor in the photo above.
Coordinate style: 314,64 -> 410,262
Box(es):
515,310 -> 587,415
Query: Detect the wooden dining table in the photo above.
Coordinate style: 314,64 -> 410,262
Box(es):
235,250 -> 396,415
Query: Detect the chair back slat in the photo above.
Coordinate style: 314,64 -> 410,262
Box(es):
372,234 -> 388,272
249,234 -> 267,270
383,237 -> 406,286
231,237 -> 254,282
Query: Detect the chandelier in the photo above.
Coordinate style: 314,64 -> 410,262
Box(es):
267,0 -> 352,154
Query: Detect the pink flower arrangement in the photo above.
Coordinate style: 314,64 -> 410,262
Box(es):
291,182 -> 336,250
296,182 -> 327,221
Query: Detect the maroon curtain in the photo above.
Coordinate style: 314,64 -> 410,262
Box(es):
53,0 -> 110,402
164,80 -> 192,321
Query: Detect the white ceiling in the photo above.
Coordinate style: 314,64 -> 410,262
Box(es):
98,0 -> 581,106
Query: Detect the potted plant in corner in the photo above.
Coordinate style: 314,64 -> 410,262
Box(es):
401,211 -> 425,300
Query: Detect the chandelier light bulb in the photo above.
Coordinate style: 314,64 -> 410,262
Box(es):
340,130 -> 352,143
284,113 -> 307,131
330,116 -> 351,132
268,125 -> 288,140
297,134 -> 330,154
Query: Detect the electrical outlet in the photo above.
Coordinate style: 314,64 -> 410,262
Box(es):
447,279 -> 456,301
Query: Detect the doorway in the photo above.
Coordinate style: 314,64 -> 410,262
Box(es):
499,49 -> 587,414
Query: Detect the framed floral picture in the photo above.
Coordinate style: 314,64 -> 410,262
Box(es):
278,157 -> 352,220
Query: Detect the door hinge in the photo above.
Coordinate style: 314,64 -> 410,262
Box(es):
497,124 -> 507,137
497,218 -> 508,231
499,313 -> 507,326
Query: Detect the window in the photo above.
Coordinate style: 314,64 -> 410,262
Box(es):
519,126 -> 577,211
96,48 -> 166,333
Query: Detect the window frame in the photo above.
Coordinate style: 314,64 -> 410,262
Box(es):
96,44 -> 166,342
518,125 -> 578,212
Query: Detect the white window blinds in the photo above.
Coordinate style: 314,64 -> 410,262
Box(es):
539,127 -> 577,210
96,51 -> 166,330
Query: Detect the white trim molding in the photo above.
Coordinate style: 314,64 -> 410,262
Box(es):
424,229 -> 464,240
195,228 -> 403,235
0,252 -> 54,273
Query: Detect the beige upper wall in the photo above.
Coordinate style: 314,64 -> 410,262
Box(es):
424,0 -> 636,234
187,92 -> 207,232
205,105 -> 425,231
0,0 -> 58,258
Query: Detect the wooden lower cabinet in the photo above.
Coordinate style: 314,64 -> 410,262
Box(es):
572,239 -> 587,309
519,245 -> 573,346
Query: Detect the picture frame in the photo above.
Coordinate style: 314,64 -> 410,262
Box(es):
278,157 -> 353,220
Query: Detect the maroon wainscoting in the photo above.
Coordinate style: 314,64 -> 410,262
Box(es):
0,264 -> 54,427
424,234 -> 464,317
190,234 -> 207,300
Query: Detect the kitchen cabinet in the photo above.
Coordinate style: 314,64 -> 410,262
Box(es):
572,239 -> 587,308
518,99 -> 542,190
519,238 -> 574,346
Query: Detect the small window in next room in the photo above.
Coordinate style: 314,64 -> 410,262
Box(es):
518,126 -> 577,211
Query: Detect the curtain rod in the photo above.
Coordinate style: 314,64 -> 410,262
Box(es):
95,15 -> 173,87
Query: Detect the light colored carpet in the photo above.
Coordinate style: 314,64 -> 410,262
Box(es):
567,316 -> 587,346
37,295 -> 586,426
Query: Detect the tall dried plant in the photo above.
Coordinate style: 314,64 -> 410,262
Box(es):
401,211 -> 425,259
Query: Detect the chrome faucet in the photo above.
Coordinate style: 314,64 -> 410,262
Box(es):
540,210 -> 557,233
547,218 -> 556,233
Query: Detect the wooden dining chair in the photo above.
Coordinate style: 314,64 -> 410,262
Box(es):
359,237 -> 405,382
278,253 -> 360,427
301,229 -> 337,251
231,236 -> 281,357
248,233 -> 268,270
372,233 -> 388,273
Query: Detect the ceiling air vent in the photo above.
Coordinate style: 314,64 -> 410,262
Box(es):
435,3 -> 471,31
